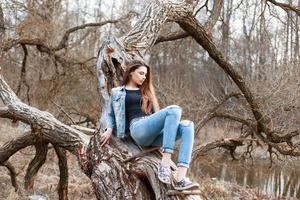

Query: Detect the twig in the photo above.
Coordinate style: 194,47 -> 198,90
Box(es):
50,100 -> 76,125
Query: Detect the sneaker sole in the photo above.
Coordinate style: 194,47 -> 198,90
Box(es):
158,176 -> 171,184
174,184 -> 200,191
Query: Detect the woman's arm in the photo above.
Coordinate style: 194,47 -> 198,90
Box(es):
100,128 -> 113,147
106,92 -> 116,129
101,93 -> 116,147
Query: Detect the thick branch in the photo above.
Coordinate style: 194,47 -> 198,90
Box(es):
155,31 -> 189,44
0,73 -> 21,104
0,133 -> 37,163
1,38 -> 46,52
266,130 -> 299,145
0,74 -> 90,154
16,44 -> 31,103
204,0 -> 223,31
1,15 -> 134,52
176,14 -> 270,136
54,145 -> 69,200
2,161 -> 18,191
53,13 -> 135,51
196,92 -> 242,131
192,138 -> 244,158
120,1 -> 194,52
24,139 -> 48,189
270,143 -> 300,156
155,0 -> 223,45
266,0 -> 300,16
214,112 -> 255,131
0,4 -> 4,38
0,106 -> 10,118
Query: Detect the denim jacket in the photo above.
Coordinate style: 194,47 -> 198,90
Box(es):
106,85 -> 157,138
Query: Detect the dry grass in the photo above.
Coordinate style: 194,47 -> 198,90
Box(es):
0,119 -> 96,200
197,177 -> 270,200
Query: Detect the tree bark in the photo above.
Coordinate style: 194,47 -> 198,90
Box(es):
0,3 -> 4,39
90,2 -> 201,199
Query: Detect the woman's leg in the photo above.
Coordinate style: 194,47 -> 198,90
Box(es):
130,105 -> 182,184
151,119 -> 199,190
130,105 -> 182,154
151,120 -> 195,180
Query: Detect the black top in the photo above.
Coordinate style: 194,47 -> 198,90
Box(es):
125,89 -> 147,132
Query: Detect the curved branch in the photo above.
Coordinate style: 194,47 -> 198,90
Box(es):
1,14 -> 135,52
0,74 -> 21,104
1,39 -> 69,66
195,92 -> 243,133
24,138 -> 48,189
192,138 -> 244,159
53,13 -> 135,51
266,130 -> 299,145
120,1 -> 194,52
1,38 -> 44,51
155,31 -> 189,44
54,145 -> 69,200
176,14 -> 272,139
0,133 -> 37,163
266,0 -> 300,16
193,0 -> 209,17
219,111 -> 299,145
214,112 -> 255,130
16,44 -> 31,103
204,0 -> 223,31
0,74 -> 90,154
0,4 -> 4,38
2,161 -> 18,191
0,106 -> 10,118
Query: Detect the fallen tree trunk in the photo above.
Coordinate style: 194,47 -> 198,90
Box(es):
0,70 -> 201,199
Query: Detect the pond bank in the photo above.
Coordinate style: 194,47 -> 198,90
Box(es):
191,152 -> 300,199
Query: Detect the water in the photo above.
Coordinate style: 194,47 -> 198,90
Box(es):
191,155 -> 300,199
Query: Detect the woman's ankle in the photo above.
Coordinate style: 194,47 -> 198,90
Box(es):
177,166 -> 188,181
161,152 -> 172,167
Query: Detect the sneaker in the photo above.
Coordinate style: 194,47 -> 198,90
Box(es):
174,178 -> 200,191
158,164 -> 171,184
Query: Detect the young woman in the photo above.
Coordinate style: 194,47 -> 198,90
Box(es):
100,60 -> 199,191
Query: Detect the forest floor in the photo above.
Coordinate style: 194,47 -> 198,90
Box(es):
0,119 -> 275,200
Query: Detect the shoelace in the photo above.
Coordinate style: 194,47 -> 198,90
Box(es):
177,177 -> 191,186
159,165 -> 171,183
160,165 -> 170,176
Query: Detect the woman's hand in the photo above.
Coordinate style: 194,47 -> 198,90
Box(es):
100,128 -> 113,147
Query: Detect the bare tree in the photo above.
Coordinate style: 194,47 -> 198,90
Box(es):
1,0 -> 300,199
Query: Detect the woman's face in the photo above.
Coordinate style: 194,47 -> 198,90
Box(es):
130,66 -> 148,86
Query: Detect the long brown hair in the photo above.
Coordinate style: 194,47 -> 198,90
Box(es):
123,60 -> 159,114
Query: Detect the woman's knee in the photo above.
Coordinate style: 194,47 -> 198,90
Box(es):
179,120 -> 194,137
180,120 -> 194,127
166,105 -> 182,116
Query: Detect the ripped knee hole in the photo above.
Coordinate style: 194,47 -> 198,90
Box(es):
180,120 -> 193,126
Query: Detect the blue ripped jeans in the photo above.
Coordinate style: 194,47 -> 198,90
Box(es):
129,105 -> 194,168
